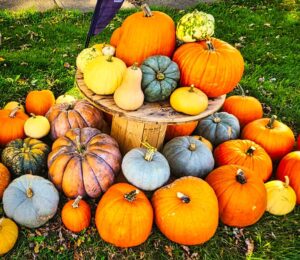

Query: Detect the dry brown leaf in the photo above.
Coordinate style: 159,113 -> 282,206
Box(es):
164,245 -> 174,257
245,238 -> 254,256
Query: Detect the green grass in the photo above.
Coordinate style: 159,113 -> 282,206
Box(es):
0,0 -> 300,259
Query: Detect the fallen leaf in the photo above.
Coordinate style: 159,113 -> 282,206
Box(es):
181,245 -> 190,255
245,238 -> 254,256
34,243 -> 40,254
165,245 -> 174,257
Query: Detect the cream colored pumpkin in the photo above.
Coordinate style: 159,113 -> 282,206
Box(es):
24,114 -> 50,139
55,94 -> 77,104
265,176 -> 296,215
3,101 -> 25,113
0,218 -> 18,256
92,43 -> 115,56
114,63 -> 144,111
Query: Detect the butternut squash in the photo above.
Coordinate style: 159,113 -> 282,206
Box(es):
114,63 -> 144,111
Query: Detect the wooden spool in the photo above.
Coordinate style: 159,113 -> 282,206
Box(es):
75,70 -> 226,154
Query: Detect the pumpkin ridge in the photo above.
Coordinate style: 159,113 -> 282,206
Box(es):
83,156 -> 104,194
73,110 -> 89,127
87,151 -> 116,176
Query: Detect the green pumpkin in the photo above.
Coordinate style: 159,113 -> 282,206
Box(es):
176,10 -> 215,42
141,55 -> 180,102
162,136 -> 214,178
194,112 -> 240,146
1,138 -> 50,176
3,174 -> 59,228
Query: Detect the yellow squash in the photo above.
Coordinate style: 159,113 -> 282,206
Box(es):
3,101 -> 25,112
24,114 -> 50,139
76,47 -> 101,72
0,218 -> 18,256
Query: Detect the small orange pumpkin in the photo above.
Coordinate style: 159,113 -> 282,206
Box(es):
25,90 -> 55,116
165,121 -> 198,141
61,196 -> 91,233
0,163 -> 11,199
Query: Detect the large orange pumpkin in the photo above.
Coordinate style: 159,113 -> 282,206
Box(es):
0,108 -> 29,146
112,4 -> 176,66
25,90 -> 55,116
0,163 -> 11,199
276,151 -> 300,204
173,38 -> 244,98
214,139 -> 272,182
165,121 -> 198,141
110,27 -> 121,47
48,127 -> 122,198
241,115 -> 295,161
206,165 -> 267,227
152,176 -> 219,245
95,183 -> 153,247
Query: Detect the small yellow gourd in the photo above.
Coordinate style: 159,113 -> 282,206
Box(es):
0,218 -> 18,256
92,43 -> 115,56
113,63 -> 144,111
76,47 -> 101,72
265,176 -> 296,215
56,94 -> 77,104
3,101 -> 25,112
24,114 -> 50,139
170,85 -> 208,115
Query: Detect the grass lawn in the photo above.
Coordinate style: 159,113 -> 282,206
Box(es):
0,0 -> 300,259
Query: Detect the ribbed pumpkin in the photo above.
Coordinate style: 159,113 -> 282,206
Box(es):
192,135 -> 213,151
276,151 -> 300,204
206,165 -> 267,227
0,108 -> 29,146
45,99 -> 104,140
241,115 -> 295,161
173,38 -> 244,98
162,136 -> 214,178
194,112 -> 240,146
0,218 -> 18,256
165,121 -> 198,141
3,174 -> 59,228
0,163 -> 11,199
214,139 -> 273,182
25,90 -> 55,116
222,85 -> 263,127
61,196 -> 91,233
1,138 -> 50,176
122,143 -> 170,191
95,183 -> 153,247
152,176 -> 219,245
48,127 -> 122,198
113,4 -> 176,66
141,55 -> 180,102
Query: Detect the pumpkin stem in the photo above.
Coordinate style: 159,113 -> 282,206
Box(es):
141,3 -> 153,17
131,62 -> 139,70
177,192 -> 190,203
30,113 -> 36,118
266,115 -> 277,129
26,188 -> 33,198
236,169 -> 247,184
206,40 -> 215,51
156,72 -> 165,81
237,84 -> 246,96
189,143 -> 197,151
75,136 -> 85,154
142,141 -> 157,161
213,116 -> 221,123
246,146 -> 256,156
72,195 -> 82,208
9,107 -> 20,118
188,84 -> 195,92
284,176 -> 290,188
124,190 -> 139,202
106,55 -> 113,62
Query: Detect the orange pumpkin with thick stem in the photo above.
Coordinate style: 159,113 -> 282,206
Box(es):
165,121 -> 198,141
241,115 -> 295,161
173,38 -> 244,98
276,151 -> 300,204
222,85 -> 263,127
62,196 -> 91,233
112,4 -> 176,66
0,163 -> 11,199
152,176 -> 218,245
206,165 -> 267,227
25,90 -> 55,116
214,139 -> 272,182
0,108 -> 29,146
95,183 -> 153,247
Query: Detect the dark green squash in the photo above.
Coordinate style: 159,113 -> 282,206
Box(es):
1,138 -> 50,176
141,55 -> 180,102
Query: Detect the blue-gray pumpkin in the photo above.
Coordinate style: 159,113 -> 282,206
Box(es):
3,174 -> 59,228
194,112 -> 240,146
162,136 -> 214,178
141,55 -> 180,102
122,145 -> 170,191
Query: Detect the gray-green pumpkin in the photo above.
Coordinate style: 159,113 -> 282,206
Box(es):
3,174 -> 59,228
162,136 -> 214,178
1,138 -> 50,176
141,55 -> 180,102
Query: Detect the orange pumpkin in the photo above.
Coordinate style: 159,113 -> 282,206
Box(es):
214,139 -> 272,182
95,183 -> 153,247
206,165 -> 267,227
241,115 -> 295,161
112,4 -> 176,66
276,151 -> 300,204
297,135 -> 300,150
62,196 -> 91,233
25,90 -> 55,116
0,163 -> 11,199
152,176 -> 219,245
173,38 -> 244,98
165,121 -> 198,141
110,27 -> 121,47
222,85 -> 263,127
192,135 -> 213,151
0,108 -> 29,146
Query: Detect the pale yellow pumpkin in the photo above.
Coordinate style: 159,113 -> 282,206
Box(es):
3,101 -> 25,113
170,85 -> 208,115
84,55 -> 126,95
55,94 -> 77,104
76,47 -> 101,72
265,176 -> 296,215
0,218 -> 18,256
113,63 -> 144,111
24,114 -> 50,139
